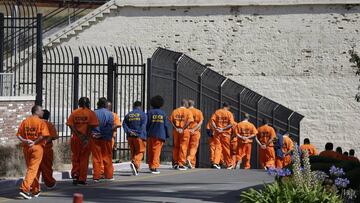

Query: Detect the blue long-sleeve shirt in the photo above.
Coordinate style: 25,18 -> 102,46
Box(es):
92,108 -> 114,141
146,108 -> 170,141
123,108 -> 147,140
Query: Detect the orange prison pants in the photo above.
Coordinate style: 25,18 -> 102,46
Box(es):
147,137 -> 164,169
20,145 -> 43,193
128,137 -> 146,169
283,155 -> 292,167
214,133 -> 232,167
187,131 -> 201,168
71,135 -> 91,182
238,142 -> 252,169
231,137 -> 239,167
208,136 -> 222,165
173,129 -> 190,167
275,157 -> 283,168
40,143 -> 56,187
91,138 -> 114,180
259,147 -> 275,169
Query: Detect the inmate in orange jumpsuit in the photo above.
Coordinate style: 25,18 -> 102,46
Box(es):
256,124 -> 276,168
17,115 -> 50,194
319,150 -> 341,160
170,107 -> 194,167
187,107 -> 204,168
66,107 -> 99,182
277,135 -> 294,168
210,109 -> 235,167
207,121 -> 220,164
230,135 -> 239,168
111,112 -> 122,148
300,144 -> 318,157
40,121 -> 58,187
234,121 -> 258,169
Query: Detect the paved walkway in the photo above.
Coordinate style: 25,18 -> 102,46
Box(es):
0,168 -> 274,203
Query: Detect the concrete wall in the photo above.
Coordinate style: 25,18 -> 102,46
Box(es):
60,3 -> 360,154
0,96 -> 35,145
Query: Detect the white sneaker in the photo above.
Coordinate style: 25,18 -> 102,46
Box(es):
186,159 -> 193,169
130,163 -> 139,176
19,191 -> 32,200
150,168 -> 160,174
212,164 -> 221,169
33,191 -> 41,198
178,166 -> 188,171
227,165 -> 234,170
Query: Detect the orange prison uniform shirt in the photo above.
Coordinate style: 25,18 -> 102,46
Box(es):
17,115 -> 50,194
40,121 -> 58,187
187,107 -> 204,168
281,135 -> 294,167
319,150 -> 341,160
170,107 -> 194,167
234,121 -> 258,169
257,124 -> 276,168
66,107 -> 99,182
348,156 -> 360,162
210,109 -> 235,167
300,144 -> 318,157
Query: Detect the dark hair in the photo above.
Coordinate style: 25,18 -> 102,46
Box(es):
325,142 -> 333,151
181,99 -> 188,107
222,102 -> 230,108
336,147 -> 343,154
97,97 -> 107,108
188,99 -> 195,107
78,97 -> 91,108
304,138 -> 310,144
150,95 -> 164,108
262,118 -> 270,125
344,152 -> 349,156
133,101 -> 142,108
42,109 -> 50,120
31,105 -> 41,114
349,149 -> 355,156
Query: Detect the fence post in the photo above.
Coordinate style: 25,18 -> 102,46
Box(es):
107,57 -> 114,104
35,14 -> 43,105
238,89 -> 246,121
174,62 -> 179,108
0,13 -> 4,96
219,79 -> 227,108
287,112 -> 295,137
147,58 -> 152,110
73,57 -> 79,110
272,105 -> 279,127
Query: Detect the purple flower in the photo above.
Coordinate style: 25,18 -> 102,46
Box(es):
283,168 -> 292,176
267,168 -> 292,177
267,167 -> 277,176
335,178 -> 350,188
329,165 -> 345,177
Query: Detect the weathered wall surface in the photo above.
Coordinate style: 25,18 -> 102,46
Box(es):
61,4 -> 360,154
0,96 -> 35,145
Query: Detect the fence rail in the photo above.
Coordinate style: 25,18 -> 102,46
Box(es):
148,47 -> 304,168
0,72 -> 14,96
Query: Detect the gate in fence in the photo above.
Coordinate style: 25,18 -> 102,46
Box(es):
36,46 -> 146,161
148,48 -> 304,168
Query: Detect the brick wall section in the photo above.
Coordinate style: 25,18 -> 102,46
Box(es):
0,96 -> 35,145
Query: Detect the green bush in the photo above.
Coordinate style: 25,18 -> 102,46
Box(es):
0,144 -> 25,177
240,181 -> 342,203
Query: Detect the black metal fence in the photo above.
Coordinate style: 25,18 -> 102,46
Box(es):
148,48 -> 304,168
38,46 -> 146,161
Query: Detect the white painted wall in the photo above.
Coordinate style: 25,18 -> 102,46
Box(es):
61,4 -> 360,154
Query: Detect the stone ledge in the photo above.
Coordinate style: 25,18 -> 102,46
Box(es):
116,0 -> 360,7
0,96 -> 36,102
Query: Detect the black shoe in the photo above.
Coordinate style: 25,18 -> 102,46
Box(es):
130,162 -> 139,176
211,164 -> 221,169
173,164 -> 179,170
150,168 -> 160,174
186,159 -> 193,169
72,179 -> 78,185
32,191 -> 41,198
178,165 -> 187,171
77,181 -> 87,185
19,190 -> 32,200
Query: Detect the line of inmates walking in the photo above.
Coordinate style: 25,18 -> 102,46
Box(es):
15,95 -> 359,200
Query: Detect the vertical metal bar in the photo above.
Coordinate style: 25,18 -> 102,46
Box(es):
107,57 -> 114,103
73,57 -> 79,110
141,63 -> 146,111
272,105 -> 279,127
287,111 -> 295,135
219,79 -> 227,108
238,89 -> 246,121
147,58 -> 152,110
174,61 -> 179,108
0,13 -> 4,96
35,14 -> 43,105
256,97 -> 264,128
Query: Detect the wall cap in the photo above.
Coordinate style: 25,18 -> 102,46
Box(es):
0,96 -> 36,102
116,0 -> 360,7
